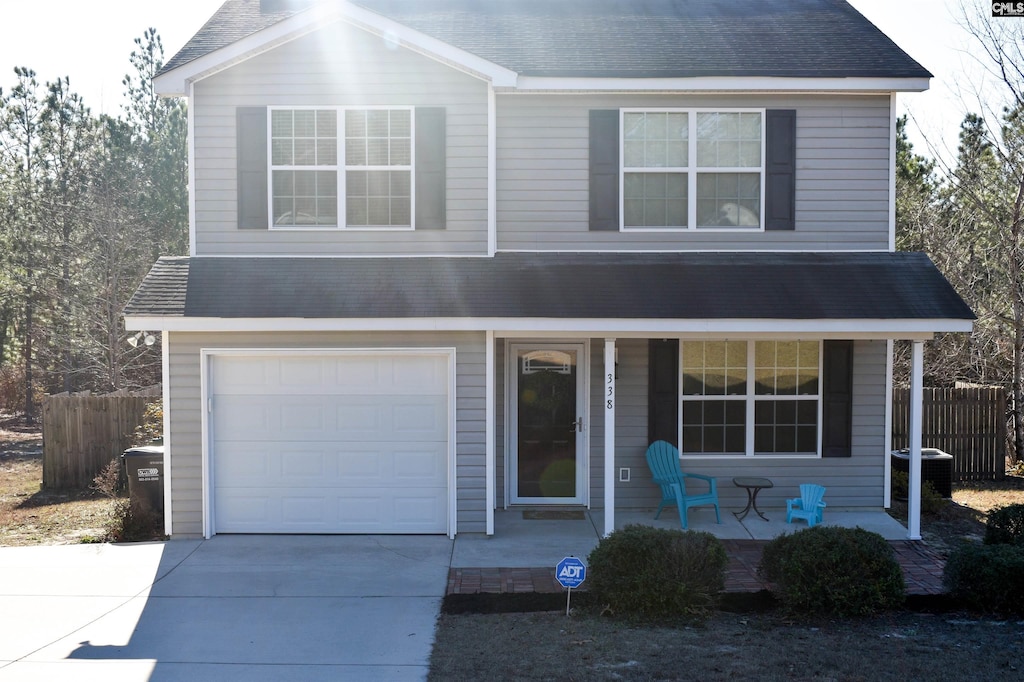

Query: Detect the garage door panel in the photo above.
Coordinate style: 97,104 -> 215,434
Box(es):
392,494 -> 448,530
392,400 -> 448,438
394,447 -> 448,482
281,496 -> 328,524
213,355 -> 449,396
211,353 -> 450,534
217,488 -> 447,533
214,357 -> 272,391
277,357 -> 327,387
214,442 -> 274,479
215,395 -> 446,442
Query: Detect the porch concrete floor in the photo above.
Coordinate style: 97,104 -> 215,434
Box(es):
448,508 -> 946,596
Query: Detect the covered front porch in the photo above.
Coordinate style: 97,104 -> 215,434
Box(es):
450,508 -> 945,595
457,507 -> 909,568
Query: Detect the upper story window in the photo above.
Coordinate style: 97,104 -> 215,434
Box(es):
680,340 -> 821,457
269,107 -> 413,229
621,109 -> 764,231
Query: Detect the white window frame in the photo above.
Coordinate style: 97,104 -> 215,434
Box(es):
679,340 -> 823,459
267,105 -> 416,231
620,108 -> 766,232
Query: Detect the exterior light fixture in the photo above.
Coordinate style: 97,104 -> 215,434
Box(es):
128,331 -> 157,347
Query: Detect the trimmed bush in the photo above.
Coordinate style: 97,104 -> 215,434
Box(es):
984,503 -> 1024,546
586,524 -> 727,621
891,470 -> 946,514
944,542 -> 1024,614
758,526 -> 905,616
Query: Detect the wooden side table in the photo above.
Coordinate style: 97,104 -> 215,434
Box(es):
732,477 -> 773,521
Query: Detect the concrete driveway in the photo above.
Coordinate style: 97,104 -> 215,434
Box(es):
0,535 -> 453,681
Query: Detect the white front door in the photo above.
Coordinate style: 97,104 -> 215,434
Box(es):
509,343 -> 586,504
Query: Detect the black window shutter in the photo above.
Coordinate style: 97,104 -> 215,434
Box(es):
765,109 -> 796,231
415,107 -> 446,230
648,339 -> 679,446
237,107 -> 268,230
589,110 -> 620,231
822,340 -> 854,458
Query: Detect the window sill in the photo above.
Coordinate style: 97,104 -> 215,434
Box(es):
268,225 -> 415,232
680,453 -> 821,460
620,226 -> 765,233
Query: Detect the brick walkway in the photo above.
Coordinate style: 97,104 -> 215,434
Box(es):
446,540 -> 946,596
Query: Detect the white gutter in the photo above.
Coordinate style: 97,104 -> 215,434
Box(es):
125,316 -> 971,337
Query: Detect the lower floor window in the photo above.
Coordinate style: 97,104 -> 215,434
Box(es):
680,340 -> 821,456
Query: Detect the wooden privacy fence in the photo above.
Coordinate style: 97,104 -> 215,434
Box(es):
42,388 -> 159,489
892,386 -> 1006,481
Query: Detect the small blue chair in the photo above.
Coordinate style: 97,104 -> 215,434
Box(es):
786,484 -> 827,527
645,440 -> 721,529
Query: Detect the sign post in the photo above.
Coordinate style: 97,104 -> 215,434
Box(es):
555,556 -> 587,616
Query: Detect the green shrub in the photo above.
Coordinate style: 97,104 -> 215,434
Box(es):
102,499 -> 164,543
984,503 -> 1024,546
944,542 -> 1024,614
586,524 -> 727,621
891,470 -> 946,514
758,526 -> 905,616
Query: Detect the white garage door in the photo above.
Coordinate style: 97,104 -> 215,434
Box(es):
210,352 -> 450,534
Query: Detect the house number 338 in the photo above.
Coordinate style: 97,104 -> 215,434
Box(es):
606,373 -> 614,410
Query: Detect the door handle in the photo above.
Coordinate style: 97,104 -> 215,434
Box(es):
569,417 -> 583,433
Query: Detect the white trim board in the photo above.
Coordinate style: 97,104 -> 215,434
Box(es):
127,316 -> 971,337
506,76 -> 930,93
154,1 -> 516,96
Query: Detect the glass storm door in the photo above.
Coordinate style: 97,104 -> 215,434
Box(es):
510,344 -> 585,504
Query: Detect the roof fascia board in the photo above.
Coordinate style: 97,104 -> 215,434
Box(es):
125,316 -> 971,337
504,76 -> 931,94
154,1 -> 516,96
340,3 -> 517,87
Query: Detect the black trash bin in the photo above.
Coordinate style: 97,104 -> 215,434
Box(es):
121,446 -> 165,517
891,448 -> 954,498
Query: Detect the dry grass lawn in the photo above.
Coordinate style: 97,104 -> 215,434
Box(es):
429,609 -> 1024,681
0,420 -> 113,546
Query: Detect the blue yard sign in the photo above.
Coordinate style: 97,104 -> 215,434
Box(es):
556,556 -> 587,589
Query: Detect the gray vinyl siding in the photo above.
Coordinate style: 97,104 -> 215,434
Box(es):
611,339 -> 889,513
496,93 -> 892,252
165,330 -> 487,536
192,21 -> 489,256
494,338 -> 887,514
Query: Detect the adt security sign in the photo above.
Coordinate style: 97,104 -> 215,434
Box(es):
556,556 -> 587,589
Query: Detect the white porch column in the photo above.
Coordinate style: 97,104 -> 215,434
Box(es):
161,331 -> 172,537
907,340 -> 924,540
603,339 -> 616,537
485,330 -> 495,535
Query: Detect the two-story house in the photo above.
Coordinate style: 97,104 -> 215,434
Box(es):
125,0 -> 974,541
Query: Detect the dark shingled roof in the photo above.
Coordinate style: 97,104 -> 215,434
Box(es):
161,0 -> 931,80
125,258 -> 190,317
124,252 -> 974,322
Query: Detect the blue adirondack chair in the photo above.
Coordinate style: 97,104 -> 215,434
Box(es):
645,440 -> 721,529
786,483 -> 827,527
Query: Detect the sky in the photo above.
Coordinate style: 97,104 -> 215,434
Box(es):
0,0 -> 996,164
